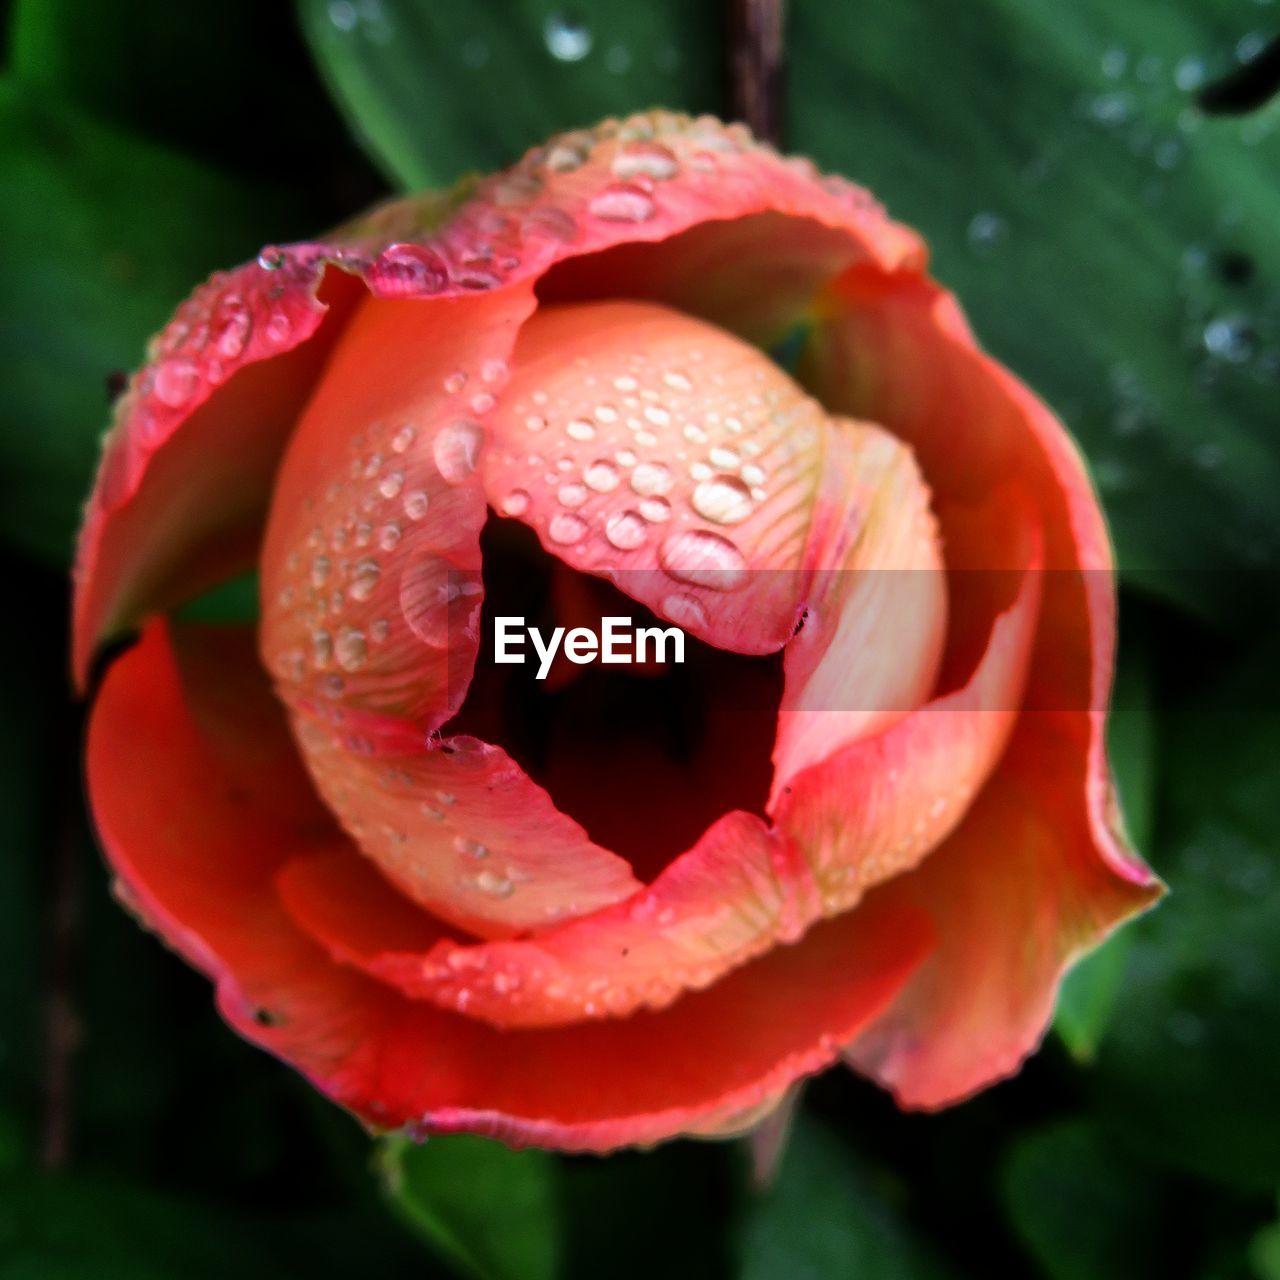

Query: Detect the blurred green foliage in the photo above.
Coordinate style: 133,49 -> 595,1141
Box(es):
2,1 -> 1278,1277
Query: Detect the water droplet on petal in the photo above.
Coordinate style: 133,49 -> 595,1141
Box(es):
557,482 -> 589,508
379,468 -> 405,499
662,592 -> 708,629
455,835 -> 490,859
548,512 -> 588,544
371,243 -> 449,296
434,420 -> 483,482
403,490 -> 429,520
349,557 -> 381,601
605,510 -> 648,550
612,141 -> 680,181
476,869 -> 515,898
692,474 -> 754,524
335,626 -> 367,671
660,529 -> 747,589
630,461 -> 673,496
566,417 -> 596,441
584,460 -> 620,492
639,496 -> 671,523
391,424 -> 417,453
501,488 -> 531,516
662,370 -> 693,392
211,296 -> 252,359
589,184 -> 656,223
153,357 -> 199,407
400,559 -> 483,647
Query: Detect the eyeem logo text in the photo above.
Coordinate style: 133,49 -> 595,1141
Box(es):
494,616 -> 687,680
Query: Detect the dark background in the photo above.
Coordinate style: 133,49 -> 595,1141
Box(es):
2,2 -> 1279,1277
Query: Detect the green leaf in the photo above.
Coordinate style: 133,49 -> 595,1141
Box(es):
1001,1120 -> 1169,1280
296,0 -> 723,189
1095,639 -> 1280,1188
790,2 -> 1280,617
737,1113 -> 956,1280
377,1134 -> 560,1280
0,79 -> 295,563
7,0 -> 376,195
1055,618 -> 1157,1060
1251,1198 -> 1280,1280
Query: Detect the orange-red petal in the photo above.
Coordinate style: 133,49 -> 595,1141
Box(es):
87,621 -> 933,1151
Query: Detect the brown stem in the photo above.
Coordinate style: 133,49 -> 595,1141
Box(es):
726,0 -> 788,146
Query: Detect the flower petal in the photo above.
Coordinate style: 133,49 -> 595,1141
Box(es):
772,417 -> 946,786
804,263 -> 1156,887
258,285 -> 534,734
87,620 -> 933,1151
277,808 -> 822,1025
72,260 -> 360,685
288,727 -> 641,939
842,715 -> 1161,1108
481,299 -> 831,654
75,112 -> 923,683
802,266 -> 1163,1103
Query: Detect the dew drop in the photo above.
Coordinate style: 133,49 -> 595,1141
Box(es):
584,460 -> 620,492
434,420 -> 483,482
615,448 -> 637,467
391,423 -> 417,453
443,370 -> 468,394
557,482 -> 589,508
639,496 -> 671,522
476,869 -> 515,898
400,559 -> 483,647
605,510 -> 648,550
566,417 -> 597,442
370,243 -> 449,295
692,474 -> 754,524
335,626 -> 367,671
662,370 -> 693,392
708,446 -> 741,469
349,557 -> 381,601
661,592 -> 708,629
501,488 -> 531,516
612,141 -> 680,181
613,375 -> 639,393
544,13 -> 592,61
643,404 -> 671,427
548,512 -> 588,544
589,184 -> 656,223
211,296 -> 252,359
310,555 -> 331,588
659,529 -> 747,589
403,489 -> 429,520
454,835 -> 490,859
630,461 -> 673,496
740,463 -> 766,486
379,522 -> 401,551
153,357 -> 198,407
379,469 -> 405,499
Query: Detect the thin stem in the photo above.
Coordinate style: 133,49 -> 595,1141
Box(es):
726,0 -> 788,146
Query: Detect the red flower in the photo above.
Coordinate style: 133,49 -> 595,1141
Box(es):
75,113 -> 1161,1151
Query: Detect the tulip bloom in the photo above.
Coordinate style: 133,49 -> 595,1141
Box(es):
76,113 -> 1160,1150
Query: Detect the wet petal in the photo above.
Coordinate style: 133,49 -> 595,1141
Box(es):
72,260 -> 360,684
289,727 -> 641,940
259,286 -> 534,734
842,714 -> 1162,1107
773,418 -> 946,785
482,300 -> 831,653
86,619 -> 932,1151
76,112 -> 923,683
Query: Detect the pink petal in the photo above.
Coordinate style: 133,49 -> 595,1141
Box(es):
86,620 -> 932,1151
